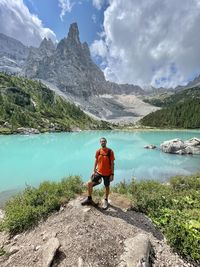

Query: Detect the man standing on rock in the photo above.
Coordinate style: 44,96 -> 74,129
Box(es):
81,137 -> 115,209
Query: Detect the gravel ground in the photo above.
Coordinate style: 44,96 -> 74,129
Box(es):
0,194 -> 196,267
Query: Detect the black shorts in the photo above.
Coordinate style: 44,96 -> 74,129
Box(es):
91,172 -> 110,187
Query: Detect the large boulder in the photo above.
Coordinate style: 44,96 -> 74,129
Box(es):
160,137 -> 200,155
118,233 -> 151,267
42,237 -> 60,267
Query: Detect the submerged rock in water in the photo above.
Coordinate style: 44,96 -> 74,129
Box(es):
144,145 -> 156,149
160,137 -> 200,155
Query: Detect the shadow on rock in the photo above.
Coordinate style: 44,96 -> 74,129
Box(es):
96,204 -> 163,241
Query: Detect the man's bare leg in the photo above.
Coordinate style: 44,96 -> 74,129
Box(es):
105,186 -> 110,200
81,181 -> 96,205
102,186 -> 110,209
88,181 -> 95,197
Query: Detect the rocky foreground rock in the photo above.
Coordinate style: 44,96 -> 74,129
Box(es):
160,137 -> 200,155
0,194 -> 193,267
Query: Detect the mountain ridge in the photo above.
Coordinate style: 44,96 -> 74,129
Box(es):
1,23 -> 200,123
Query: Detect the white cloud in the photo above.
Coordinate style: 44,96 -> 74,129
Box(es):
58,0 -> 75,21
92,0 -> 105,10
0,0 -> 56,47
91,0 -> 200,88
90,39 -> 107,58
91,14 -> 96,23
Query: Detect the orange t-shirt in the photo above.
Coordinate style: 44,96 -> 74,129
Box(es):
95,147 -> 115,176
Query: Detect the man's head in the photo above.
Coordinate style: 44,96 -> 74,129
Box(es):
100,137 -> 107,148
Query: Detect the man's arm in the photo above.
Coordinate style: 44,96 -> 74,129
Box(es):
110,160 -> 114,181
111,160 -> 114,174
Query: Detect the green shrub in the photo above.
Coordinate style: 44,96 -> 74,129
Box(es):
129,179 -> 172,213
112,173 -> 200,263
170,173 -> 200,191
3,176 -> 82,235
162,210 -> 200,261
112,179 -> 131,195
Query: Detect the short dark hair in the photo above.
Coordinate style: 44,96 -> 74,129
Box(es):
100,137 -> 107,142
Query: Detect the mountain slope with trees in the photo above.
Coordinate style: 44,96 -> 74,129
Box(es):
0,72 -> 110,134
143,86 -> 200,107
141,86 -> 200,128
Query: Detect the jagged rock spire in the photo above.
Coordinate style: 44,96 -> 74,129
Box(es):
67,22 -> 80,44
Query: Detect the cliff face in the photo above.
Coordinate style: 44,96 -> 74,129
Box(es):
21,23 -> 150,121
23,23 -> 144,98
22,38 -> 55,78
1,24 -> 153,121
0,33 -> 29,74
23,23 -> 105,97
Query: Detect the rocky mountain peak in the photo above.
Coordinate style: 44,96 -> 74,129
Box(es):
22,21 -> 146,112
39,38 -> 55,52
0,33 -> 29,74
67,22 -> 80,44
82,42 -> 91,57
40,37 -> 55,49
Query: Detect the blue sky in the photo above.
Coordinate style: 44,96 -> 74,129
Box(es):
24,0 -> 106,45
0,0 -> 200,88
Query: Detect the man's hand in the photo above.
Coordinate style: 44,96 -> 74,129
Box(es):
109,174 -> 114,181
91,171 -> 95,177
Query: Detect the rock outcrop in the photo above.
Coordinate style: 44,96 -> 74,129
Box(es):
16,128 -> 40,135
144,145 -> 156,149
0,195 -> 193,267
42,238 -> 60,267
160,137 -> 200,155
119,234 -> 151,267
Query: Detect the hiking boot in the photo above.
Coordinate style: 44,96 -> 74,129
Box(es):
81,197 -> 92,206
102,199 -> 109,210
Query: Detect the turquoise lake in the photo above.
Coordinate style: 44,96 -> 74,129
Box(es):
0,130 -> 200,193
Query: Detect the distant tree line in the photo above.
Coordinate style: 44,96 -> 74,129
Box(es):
140,98 -> 200,128
143,87 -> 200,107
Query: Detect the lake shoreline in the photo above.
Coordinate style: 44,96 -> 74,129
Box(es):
0,127 -> 200,136
0,189 -> 20,208
1,130 -> 200,204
